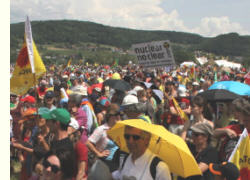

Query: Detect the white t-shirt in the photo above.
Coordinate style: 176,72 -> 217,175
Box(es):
112,149 -> 171,180
88,123 -> 110,152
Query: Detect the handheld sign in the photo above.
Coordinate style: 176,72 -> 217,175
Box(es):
132,40 -> 175,68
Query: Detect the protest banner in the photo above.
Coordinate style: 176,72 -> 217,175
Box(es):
132,40 -> 175,68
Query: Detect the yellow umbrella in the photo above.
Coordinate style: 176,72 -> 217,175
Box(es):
107,119 -> 202,178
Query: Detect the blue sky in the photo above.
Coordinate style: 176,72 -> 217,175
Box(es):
10,0 -> 250,37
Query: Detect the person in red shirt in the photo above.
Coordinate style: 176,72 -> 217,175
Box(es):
73,130 -> 88,180
37,80 -> 48,101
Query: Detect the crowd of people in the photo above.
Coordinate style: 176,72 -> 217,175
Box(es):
10,63 -> 250,180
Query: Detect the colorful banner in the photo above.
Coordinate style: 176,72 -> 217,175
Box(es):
229,128 -> 250,180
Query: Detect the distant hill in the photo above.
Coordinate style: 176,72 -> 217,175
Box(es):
10,20 -> 250,66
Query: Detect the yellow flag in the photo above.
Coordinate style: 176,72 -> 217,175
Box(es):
10,40 -> 46,95
188,66 -> 195,80
172,97 -> 189,121
229,128 -> 250,179
67,58 -> 72,67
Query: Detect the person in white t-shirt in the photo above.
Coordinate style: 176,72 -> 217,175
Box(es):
112,126 -> 171,180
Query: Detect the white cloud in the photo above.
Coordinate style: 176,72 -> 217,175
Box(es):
191,16 -> 250,37
10,0 -> 249,37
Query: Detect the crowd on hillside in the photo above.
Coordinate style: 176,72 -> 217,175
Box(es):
10,63 -> 250,180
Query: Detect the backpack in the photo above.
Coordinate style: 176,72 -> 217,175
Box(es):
121,154 -> 162,179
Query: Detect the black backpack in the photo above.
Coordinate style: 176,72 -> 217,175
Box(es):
121,154 -> 162,179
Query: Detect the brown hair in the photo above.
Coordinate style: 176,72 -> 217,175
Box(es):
232,98 -> 250,116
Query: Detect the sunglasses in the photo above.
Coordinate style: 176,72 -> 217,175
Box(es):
43,159 -> 60,173
124,134 -> 141,141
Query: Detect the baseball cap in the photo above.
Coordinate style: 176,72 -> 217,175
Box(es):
122,94 -> 139,106
133,86 -> 144,92
43,108 -> 71,125
209,162 -> 239,180
38,107 -> 50,118
45,91 -> 55,99
20,96 -> 36,103
190,122 -> 213,136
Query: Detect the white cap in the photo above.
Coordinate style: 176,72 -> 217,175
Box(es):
178,86 -> 187,97
192,82 -> 199,86
62,75 -> 68,78
133,86 -> 144,92
73,86 -> 88,96
127,90 -> 137,96
122,94 -> 139,106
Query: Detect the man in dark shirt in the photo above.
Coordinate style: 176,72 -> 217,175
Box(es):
43,108 -> 76,179
43,108 -> 74,153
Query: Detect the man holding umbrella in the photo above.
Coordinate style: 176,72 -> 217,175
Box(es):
112,125 -> 171,180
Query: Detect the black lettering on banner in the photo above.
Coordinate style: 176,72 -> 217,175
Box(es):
239,155 -> 250,164
18,69 -> 32,75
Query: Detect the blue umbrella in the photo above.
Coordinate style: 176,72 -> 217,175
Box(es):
209,81 -> 250,96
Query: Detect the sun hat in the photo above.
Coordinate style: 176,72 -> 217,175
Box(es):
43,108 -> 71,125
209,162 -> 239,180
121,94 -> 139,106
190,122 -> 213,136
